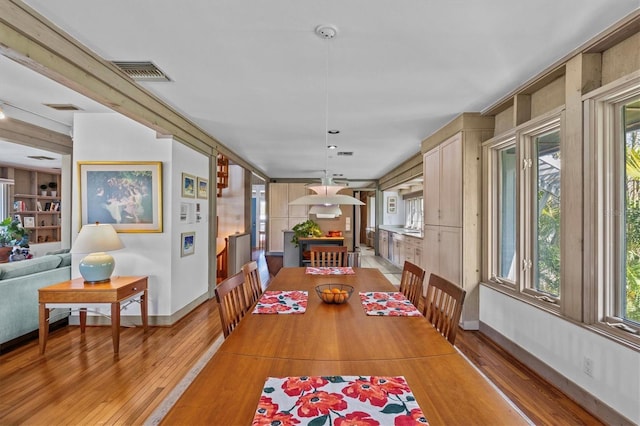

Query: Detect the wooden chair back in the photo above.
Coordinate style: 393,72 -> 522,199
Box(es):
309,245 -> 348,267
422,274 -> 466,345
398,261 -> 426,307
215,272 -> 248,338
241,260 -> 263,307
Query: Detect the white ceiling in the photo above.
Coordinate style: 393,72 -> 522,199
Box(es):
2,1 -> 639,182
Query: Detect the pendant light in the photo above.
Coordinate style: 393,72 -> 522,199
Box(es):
289,25 -> 364,216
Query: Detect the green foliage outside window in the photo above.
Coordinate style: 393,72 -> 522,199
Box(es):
625,130 -> 640,323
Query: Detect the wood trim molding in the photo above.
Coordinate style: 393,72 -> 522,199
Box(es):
0,116 -> 72,153
479,322 -> 635,426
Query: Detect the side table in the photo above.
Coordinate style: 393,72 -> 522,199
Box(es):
39,275 -> 148,354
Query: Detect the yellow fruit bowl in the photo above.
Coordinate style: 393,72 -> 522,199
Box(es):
316,284 -> 354,304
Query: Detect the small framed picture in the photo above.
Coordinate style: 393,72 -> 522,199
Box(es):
181,232 -> 195,257
182,173 -> 196,198
197,177 -> 209,199
387,196 -> 397,214
23,217 -> 35,228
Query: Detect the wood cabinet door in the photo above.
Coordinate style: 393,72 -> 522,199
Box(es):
269,183 -> 289,218
423,149 -> 440,226
268,218 -> 289,252
422,225 -> 440,286
288,183 -> 308,218
438,226 -> 462,286
439,134 -> 462,228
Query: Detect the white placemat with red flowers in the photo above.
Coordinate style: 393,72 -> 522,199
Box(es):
251,375 -> 429,426
359,292 -> 423,316
252,291 -> 308,314
305,267 -> 355,275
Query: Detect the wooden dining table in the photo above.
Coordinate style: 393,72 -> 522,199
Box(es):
161,267 -> 529,425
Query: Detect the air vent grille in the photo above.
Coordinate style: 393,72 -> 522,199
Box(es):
44,104 -> 81,111
27,155 -> 56,161
111,61 -> 171,82
337,151 -> 353,156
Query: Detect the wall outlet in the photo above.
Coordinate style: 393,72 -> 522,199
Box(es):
583,356 -> 594,377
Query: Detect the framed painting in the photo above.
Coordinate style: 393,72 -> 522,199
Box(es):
197,177 -> 209,199
181,231 -> 195,257
182,173 -> 196,198
78,161 -> 163,233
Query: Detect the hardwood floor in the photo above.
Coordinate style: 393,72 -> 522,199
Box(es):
0,251 -> 603,425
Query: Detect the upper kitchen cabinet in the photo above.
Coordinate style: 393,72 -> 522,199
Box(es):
268,182 -> 309,252
424,133 -> 462,228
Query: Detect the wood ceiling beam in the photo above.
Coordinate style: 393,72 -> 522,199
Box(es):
0,0 -> 269,180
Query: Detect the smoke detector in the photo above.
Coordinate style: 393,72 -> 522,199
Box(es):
316,25 -> 338,39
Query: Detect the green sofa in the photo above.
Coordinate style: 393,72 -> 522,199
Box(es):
0,251 -> 71,348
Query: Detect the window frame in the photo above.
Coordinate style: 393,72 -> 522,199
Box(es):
483,111 -> 564,312
584,74 -> 640,343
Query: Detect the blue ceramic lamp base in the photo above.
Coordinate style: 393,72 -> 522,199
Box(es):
79,252 -> 115,283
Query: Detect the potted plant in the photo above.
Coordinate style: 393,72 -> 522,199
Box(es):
40,184 -> 48,196
0,217 -> 29,262
291,219 -> 322,247
48,181 -> 58,197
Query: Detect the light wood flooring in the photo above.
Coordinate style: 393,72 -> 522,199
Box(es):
0,250 -> 603,425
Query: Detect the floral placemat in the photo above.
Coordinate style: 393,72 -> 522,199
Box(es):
305,266 -> 355,275
359,292 -> 422,316
252,375 -> 428,425
252,291 -> 308,314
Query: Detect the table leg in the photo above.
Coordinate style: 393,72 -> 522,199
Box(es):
79,308 -> 87,333
39,303 -> 49,355
141,289 -> 149,332
111,302 -> 121,354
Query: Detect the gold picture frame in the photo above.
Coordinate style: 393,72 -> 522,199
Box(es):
78,161 -> 163,233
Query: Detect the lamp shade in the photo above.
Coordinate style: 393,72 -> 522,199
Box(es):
309,204 -> 342,218
289,194 -> 365,206
71,223 -> 124,283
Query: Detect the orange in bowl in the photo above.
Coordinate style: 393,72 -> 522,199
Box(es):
316,284 -> 354,304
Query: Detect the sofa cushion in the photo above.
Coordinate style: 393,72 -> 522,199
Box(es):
55,252 -> 72,267
45,248 -> 71,255
0,255 -> 63,280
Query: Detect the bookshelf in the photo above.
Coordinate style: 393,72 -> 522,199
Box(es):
10,167 -> 61,244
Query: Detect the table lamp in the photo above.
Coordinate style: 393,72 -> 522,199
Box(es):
71,223 -> 124,283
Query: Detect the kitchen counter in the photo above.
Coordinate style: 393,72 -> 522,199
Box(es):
379,225 -> 423,239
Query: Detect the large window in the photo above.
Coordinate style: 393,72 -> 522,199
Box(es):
485,117 -> 562,304
587,79 -> 640,340
621,98 -> 640,324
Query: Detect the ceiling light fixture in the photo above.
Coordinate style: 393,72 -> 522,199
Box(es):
289,25 -> 364,217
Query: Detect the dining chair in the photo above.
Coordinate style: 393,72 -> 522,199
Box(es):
215,272 -> 248,338
241,260 -> 264,307
422,273 -> 467,345
309,245 -> 348,267
398,261 -> 426,308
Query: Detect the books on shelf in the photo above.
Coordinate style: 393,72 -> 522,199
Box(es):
13,201 -> 26,212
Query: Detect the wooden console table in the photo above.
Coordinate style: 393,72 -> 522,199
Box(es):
38,275 -> 148,354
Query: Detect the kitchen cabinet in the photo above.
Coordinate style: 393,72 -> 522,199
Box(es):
268,183 -> 308,252
10,167 -> 62,244
421,114 -> 493,329
378,230 -> 388,260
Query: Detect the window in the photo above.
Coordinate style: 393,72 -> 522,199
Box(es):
485,116 -> 562,303
586,77 -> 640,339
404,196 -> 423,231
621,97 -> 640,324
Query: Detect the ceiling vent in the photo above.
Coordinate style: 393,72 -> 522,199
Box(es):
111,61 -> 171,82
27,155 -> 56,161
337,151 -> 353,156
44,103 -> 81,111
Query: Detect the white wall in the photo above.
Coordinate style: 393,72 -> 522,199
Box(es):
171,141 -> 210,313
480,285 -> 640,423
73,113 -> 209,318
382,191 -> 404,225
